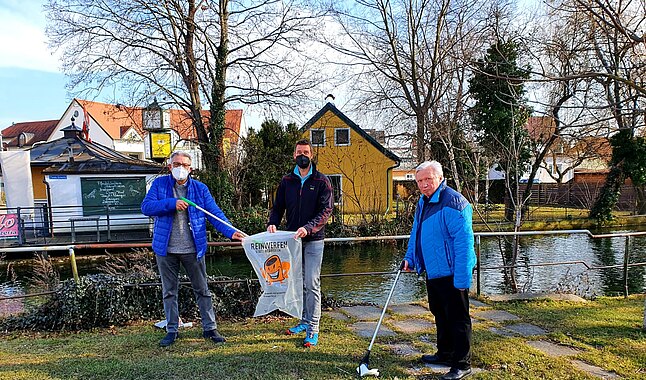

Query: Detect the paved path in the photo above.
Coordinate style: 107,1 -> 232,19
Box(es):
325,295 -> 620,379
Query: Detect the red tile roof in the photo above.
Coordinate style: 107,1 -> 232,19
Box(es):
78,99 -> 242,142
1,120 -> 59,147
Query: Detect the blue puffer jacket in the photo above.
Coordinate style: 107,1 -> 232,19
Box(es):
404,180 -> 476,289
141,175 -> 236,258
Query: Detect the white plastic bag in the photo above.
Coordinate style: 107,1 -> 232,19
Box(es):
242,231 -> 303,318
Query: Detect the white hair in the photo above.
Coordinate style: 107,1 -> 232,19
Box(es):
170,151 -> 192,164
416,160 -> 443,178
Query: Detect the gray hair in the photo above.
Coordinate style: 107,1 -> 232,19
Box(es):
416,160 -> 443,178
170,151 -> 192,164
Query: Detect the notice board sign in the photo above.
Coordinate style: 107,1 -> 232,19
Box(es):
81,177 -> 146,216
150,132 -> 171,159
0,213 -> 19,239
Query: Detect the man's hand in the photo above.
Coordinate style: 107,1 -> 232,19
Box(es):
294,227 -> 308,239
231,231 -> 245,241
176,199 -> 189,211
267,225 -> 277,233
401,260 -> 411,272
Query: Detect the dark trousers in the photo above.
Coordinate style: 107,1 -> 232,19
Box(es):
157,253 -> 217,334
426,275 -> 472,370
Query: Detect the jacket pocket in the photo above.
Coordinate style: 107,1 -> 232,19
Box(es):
444,241 -> 453,270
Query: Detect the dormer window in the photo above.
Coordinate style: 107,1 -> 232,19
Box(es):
18,132 -> 34,147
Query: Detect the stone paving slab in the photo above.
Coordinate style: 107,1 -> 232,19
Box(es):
323,311 -> 350,321
470,299 -> 488,308
341,305 -> 386,321
505,323 -> 547,337
571,360 -> 620,379
349,321 -> 396,338
526,340 -> 581,357
489,326 -> 516,337
473,309 -> 521,322
385,343 -> 423,357
390,318 -> 434,334
388,303 -> 431,316
418,335 -> 437,347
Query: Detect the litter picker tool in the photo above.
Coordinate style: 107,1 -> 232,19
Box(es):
180,197 -> 248,238
356,262 -> 405,377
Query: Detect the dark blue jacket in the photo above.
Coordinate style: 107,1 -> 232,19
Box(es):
141,175 -> 236,258
269,164 -> 333,241
404,180 -> 476,289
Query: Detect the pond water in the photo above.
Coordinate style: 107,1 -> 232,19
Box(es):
2,229 -> 646,305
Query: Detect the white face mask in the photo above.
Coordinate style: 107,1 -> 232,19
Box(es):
171,166 -> 190,181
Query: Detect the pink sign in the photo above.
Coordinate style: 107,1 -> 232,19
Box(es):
0,214 -> 19,238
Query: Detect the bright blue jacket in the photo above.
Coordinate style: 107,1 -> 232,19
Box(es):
141,175 -> 236,258
404,180 -> 476,289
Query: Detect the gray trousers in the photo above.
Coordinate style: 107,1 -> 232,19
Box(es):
156,253 -> 217,334
299,240 -> 324,334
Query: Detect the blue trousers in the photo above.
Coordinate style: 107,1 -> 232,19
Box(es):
299,240 -> 324,333
157,253 -> 217,334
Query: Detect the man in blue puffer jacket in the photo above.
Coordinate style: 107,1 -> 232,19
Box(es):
403,160 -> 476,380
142,151 -> 244,347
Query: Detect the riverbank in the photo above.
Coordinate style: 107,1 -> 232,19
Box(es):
1,295 -> 644,379
473,214 -> 646,232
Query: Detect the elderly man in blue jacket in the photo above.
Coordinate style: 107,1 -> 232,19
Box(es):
142,151 -> 244,347
403,160 -> 476,380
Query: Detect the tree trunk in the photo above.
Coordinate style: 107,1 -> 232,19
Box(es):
635,184 -> 646,215
416,113 -> 426,163
590,164 -> 626,221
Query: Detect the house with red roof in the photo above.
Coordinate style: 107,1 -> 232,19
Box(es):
1,99 -> 247,170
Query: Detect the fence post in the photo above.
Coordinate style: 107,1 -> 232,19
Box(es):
623,236 -> 630,298
68,247 -> 80,284
16,207 -> 23,246
476,235 -> 481,297
105,206 -> 111,242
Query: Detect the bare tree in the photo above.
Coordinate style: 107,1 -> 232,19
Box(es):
325,0 -> 490,176
544,0 -> 646,219
45,0 -> 329,172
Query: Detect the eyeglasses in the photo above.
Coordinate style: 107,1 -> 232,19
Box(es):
171,162 -> 191,169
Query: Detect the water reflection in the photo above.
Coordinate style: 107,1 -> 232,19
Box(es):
1,232 -> 645,304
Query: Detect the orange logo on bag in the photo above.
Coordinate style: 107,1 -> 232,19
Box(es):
261,255 -> 290,284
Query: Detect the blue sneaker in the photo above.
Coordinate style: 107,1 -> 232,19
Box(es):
286,323 -> 308,335
303,332 -> 318,347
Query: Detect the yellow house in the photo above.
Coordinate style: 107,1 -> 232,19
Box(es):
301,102 -> 400,215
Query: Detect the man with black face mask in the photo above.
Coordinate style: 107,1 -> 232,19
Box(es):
267,138 -> 333,347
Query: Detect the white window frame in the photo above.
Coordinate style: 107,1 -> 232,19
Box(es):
310,129 -> 325,147
334,128 -> 350,146
327,174 -> 343,205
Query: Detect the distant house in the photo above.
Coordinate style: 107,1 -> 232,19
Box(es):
1,99 -> 247,169
301,102 -> 400,214
486,116 -> 612,184
1,120 -> 59,150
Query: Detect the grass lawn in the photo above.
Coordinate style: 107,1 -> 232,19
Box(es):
1,296 -> 645,379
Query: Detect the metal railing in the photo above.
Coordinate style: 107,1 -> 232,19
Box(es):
0,229 -> 645,300
0,204 -> 151,247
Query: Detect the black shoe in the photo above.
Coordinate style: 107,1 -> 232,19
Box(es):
160,332 -> 178,347
421,353 -> 451,366
203,329 -> 226,343
440,367 -> 472,380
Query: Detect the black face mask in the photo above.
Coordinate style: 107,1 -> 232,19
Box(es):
295,154 -> 310,169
